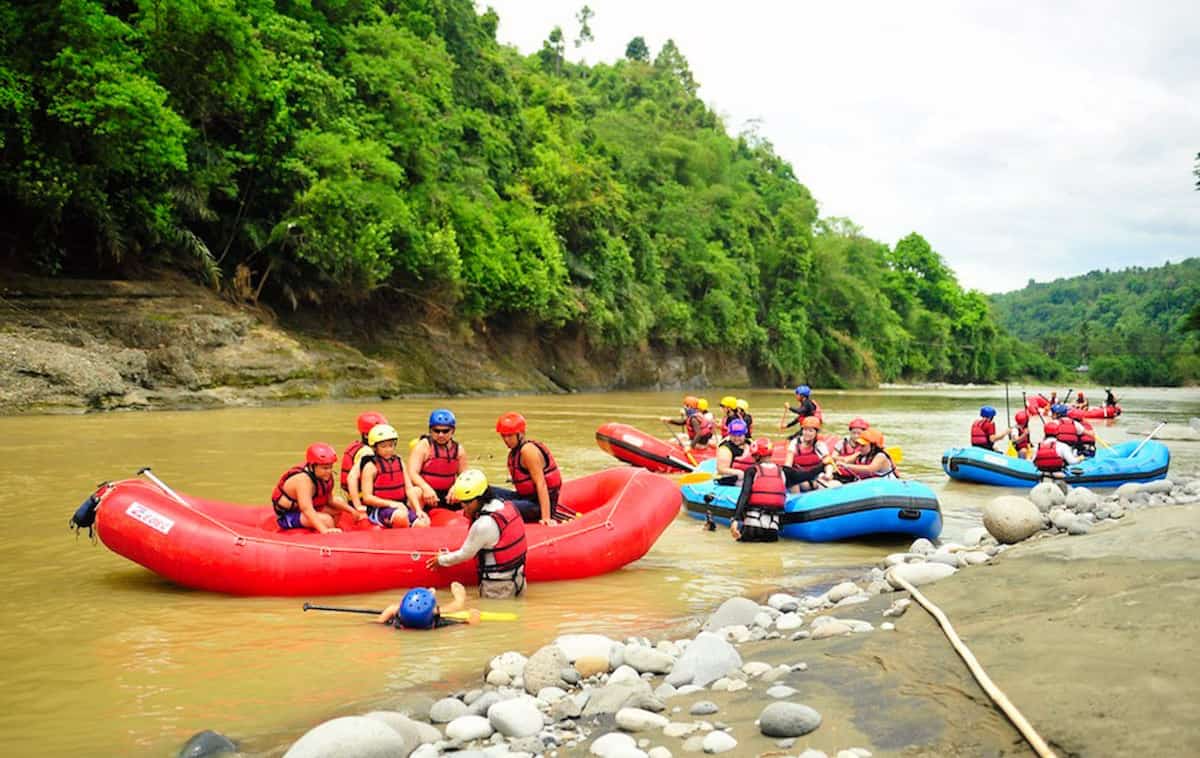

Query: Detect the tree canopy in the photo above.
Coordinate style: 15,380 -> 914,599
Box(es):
1,0 -> 1056,385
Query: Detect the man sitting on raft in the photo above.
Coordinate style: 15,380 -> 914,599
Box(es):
271,442 -> 363,533
376,583 -> 480,629
492,412 -> 576,524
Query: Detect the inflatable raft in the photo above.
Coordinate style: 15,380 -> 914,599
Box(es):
679,460 -> 942,541
595,423 -> 797,473
1077,405 -> 1121,419
941,439 -> 1168,487
82,467 -> 680,596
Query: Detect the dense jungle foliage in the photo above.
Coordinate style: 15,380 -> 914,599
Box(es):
991,259 -> 1200,386
1,0 -> 1057,385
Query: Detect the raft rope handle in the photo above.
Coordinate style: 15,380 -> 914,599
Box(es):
886,569 -> 1057,758
525,468 -> 642,550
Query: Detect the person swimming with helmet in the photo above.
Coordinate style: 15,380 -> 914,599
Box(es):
359,423 -> 428,528
426,469 -> 527,599
408,408 -> 468,511
376,583 -> 480,629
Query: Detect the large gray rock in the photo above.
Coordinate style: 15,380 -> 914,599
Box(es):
666,632 -> 742,687
703,597 -> 763,631
284,716 -> 409,758
488,651 -> 528,679
1141,479 -> 1174,494
445,714 -> 493,742
758,702 -> 823,737
1114,482 -> 1142,499
615,707 -> 670,732
701,730 -> 738,753
362,712 -> 440,750
582,680 -> 653,716
555,633 -> 621,662
429,697 -> 467,723
178,730 -> 237,758
1064,486 -> 1098,511
467,691 -> 503,717
524,644 -> 569,694
590,732 -> 639,756
1029,481 -> 1065,512
982,495 -> 1044,544
487,696 -> 544,738
886,562 -> 956,589
825,582 -> 861,603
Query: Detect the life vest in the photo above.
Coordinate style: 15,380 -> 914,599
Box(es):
271,465 -> 331,517
790,440 -> 827,472
970,419 -> 995,447
340,439 -> 365,491
687,414 -> 714,442
418,436 -> 461,492
1054,419 -> 1080,447
1033,439 -> 1065,472
1078,420 -> 1095,448
720,440 -> 754,472
854,449 -> 896,478
363,453 -> 407,502
741,413 -> 754,437
746,463 -> 787,511
478,501 -> 527,583
507,439 -> 562,498
1013,425 -> 1031,453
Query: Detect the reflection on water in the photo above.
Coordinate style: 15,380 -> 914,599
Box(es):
0,386 -> 1196,755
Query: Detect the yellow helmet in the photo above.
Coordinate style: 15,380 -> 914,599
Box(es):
736,398 -> 749,411
367,423 -> 399,446
697,398 -> 709,412
451,468 -> 489,502
719,395 -> 737,409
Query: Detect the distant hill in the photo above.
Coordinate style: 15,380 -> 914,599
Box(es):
989,259 -> 1200,385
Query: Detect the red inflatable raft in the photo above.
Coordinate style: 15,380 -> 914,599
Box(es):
89,467 -> 680,596
596,423 -> 801,473
1078,405 -> 1121,419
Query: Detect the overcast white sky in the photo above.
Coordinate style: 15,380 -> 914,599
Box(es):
481,1 -> 1199,293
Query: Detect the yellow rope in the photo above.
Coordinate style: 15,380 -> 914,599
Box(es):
886,569 -> 1058,758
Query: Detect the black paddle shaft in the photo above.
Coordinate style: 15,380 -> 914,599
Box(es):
302,603 -> 383,615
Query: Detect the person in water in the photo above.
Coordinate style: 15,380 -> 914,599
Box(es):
660,396 -> 715,449
408,409 -> 468,511
360,424 -> 428,528
730,437 -> 787,542
715,418 -> 752,481
271,442 -> 363,533
376,583 -> 480,629
837,429 -> 897,480
341,411 -> 388,510
784,416 -> 835,491
781,385 -> 822,434
491,412 -> 575,524
970,406 -> 1010,451
426,469 -> 527,599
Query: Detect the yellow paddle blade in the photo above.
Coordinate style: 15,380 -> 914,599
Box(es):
443,610 -> 517,622
677,471 -> 714,484
886,446 -> 904,464
1005,442 -> 1017,457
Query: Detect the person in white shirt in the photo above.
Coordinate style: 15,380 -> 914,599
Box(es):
426,469 -> 527,599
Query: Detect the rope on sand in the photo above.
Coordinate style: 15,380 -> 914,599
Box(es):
886,569 -> 1058,758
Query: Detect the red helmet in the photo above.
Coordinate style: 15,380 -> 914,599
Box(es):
305,442 -> 338,465
1015,410 -> 1029,425
751,437 -> 773,457
496,412 -> 527,435
356,411 -> 388,436
848,417 -> 869,431
1076,391 -> 1084,401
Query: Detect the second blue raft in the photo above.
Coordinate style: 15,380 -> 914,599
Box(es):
679,460 -> 942,542
941,440 -> 1170,488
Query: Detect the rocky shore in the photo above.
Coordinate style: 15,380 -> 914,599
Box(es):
0,274 -> 749,415
188,471 -> 1199,758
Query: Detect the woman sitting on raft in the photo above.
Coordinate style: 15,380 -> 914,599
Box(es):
715,418 -> 752,481
784,416 -> 835,492
837,429 -> 896,480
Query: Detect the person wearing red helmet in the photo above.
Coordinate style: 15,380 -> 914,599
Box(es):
341,410 -> 388,509
1012,410 -> 1033,459
492,412 -> 576,525
833,417 -> 871,458
271,442 -> 361,533
729,437 -> 787,542
1072,391 -> 1089,412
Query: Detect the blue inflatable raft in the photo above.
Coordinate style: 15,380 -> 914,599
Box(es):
679,460 -> 942,542
941,440 -> 1170,488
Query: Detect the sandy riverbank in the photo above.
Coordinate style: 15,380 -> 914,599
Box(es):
256,476 -> 1200,758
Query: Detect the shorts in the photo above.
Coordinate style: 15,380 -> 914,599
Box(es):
367,505 -> 417,528
276,510 -> 305,530
783,466 -> 821,488
737,524 -> 779,542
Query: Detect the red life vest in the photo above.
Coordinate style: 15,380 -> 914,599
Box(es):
1013,425 -> 1031,453
479,501 -> 527,582
1033,439 -> 1065,472
720,441 -> 754,472
340,439 -> 365,491
1054,419 -> 1080,447
271,465 -> 331,517
1078,420 -> 1095,447
507,439 -> 562,498
686,414 -> 714,442
747,463 -> 787,511
363,454 -> 407,502
790,440 -> 826,472
418,436 -> 461,492
970,419 -> 995,447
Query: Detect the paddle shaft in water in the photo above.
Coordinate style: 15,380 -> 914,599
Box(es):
303,603 -> 380,615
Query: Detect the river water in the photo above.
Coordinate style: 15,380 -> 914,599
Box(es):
1,386 -> 1197,756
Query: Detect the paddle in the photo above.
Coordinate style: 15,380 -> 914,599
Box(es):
661,418 -> 698,466
302,603 -> 517,622
1130,422 -> 1167,457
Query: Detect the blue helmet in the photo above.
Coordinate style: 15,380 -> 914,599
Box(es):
727,419 -> 748,436
980,406 -> 996,418
795,385 -> 811,397
399,588 -> 437,629
428,409 -> 456,428
1051,403 -> 1069,416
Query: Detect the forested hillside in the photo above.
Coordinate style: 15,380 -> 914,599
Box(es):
0,0 -> 1054,386
990,259 -> 1200,386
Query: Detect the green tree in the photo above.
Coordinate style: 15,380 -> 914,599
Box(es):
574,5 -> 594,50
624,36 -> 649,62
